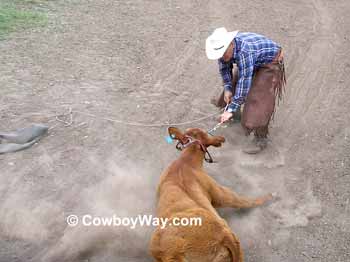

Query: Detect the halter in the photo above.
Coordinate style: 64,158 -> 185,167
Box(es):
175,135 -> 214,163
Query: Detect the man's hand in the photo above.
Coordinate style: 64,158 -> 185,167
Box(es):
220,111 -> 233,123
224,90 -> 233,104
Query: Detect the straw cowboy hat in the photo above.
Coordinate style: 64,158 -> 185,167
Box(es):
206,27 -> 239,60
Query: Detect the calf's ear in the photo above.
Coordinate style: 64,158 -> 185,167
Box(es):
168,127 -> 186,143
207,136 -> 225,147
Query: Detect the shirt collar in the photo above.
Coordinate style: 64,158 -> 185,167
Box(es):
232,38 -> 239,62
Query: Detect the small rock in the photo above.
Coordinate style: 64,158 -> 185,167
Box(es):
8,162 -> 15,166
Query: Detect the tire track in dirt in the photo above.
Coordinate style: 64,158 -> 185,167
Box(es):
148,32 -> 200,95
135,2 -> 203,126
282,0 -> 339,138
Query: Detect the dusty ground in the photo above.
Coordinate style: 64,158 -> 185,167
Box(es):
0,0 -> 349,261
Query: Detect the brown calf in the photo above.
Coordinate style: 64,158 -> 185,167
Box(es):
149,127 -> 272,262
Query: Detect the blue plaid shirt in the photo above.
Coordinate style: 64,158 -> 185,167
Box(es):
218,32 -> 281,112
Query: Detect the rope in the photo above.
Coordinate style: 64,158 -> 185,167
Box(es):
56,107 -> 73,126
73,110 -> 221,127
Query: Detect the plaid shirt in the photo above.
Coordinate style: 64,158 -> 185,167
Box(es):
218,32 -> 281,112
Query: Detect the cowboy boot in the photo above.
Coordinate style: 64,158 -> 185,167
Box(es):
243,136 -> 268,154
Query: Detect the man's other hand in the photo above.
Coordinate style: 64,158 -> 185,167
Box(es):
220,111 -> 233,123
224,90 -> 233,104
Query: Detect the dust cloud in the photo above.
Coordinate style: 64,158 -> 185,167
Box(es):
0,156 -> 158,262
0,141 -> 322,262
212,139 -> 322,249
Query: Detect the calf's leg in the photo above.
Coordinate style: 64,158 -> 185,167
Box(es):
210,184 -> 272,209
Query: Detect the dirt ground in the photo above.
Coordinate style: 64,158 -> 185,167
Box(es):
0,0 -> 349,261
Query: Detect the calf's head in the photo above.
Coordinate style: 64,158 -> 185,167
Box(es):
168,127 -> 225,148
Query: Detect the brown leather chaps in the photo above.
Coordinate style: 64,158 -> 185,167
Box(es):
213,59 -> 286,138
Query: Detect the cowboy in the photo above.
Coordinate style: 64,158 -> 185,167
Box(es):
206,28 -> 286,154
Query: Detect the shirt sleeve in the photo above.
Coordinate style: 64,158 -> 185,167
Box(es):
218,59 -> 233,92
227,52 -> 255,112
